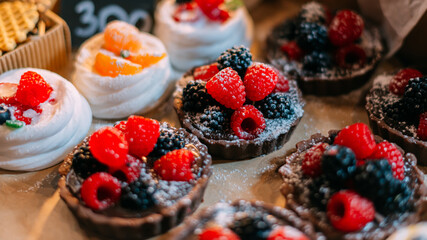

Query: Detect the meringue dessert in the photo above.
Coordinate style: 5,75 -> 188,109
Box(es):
73,20 -> 172,119
155,0 -> 253,72
0,68 -> 91,171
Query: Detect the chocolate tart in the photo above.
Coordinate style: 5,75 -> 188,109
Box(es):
169,200 -> 325,240
173,66 -> 305,160
278,131 -> 427,240
366,74 -> 427,165
58,123 -> 212,240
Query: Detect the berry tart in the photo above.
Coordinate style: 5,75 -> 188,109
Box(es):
0,68 -> 91,171
366,68 -> 427,165
155,0 -> 253,72
58,115 -> 212,239
278,123 -> 427,239
169,200 -> 325,240
73,20 -> 172,119
267,2 -> 383,95
173,46 -> 305,159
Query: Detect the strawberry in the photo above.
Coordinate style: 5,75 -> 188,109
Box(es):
244,63 -> 278,101
154,149 -> 195,181
89,127 -> 129,168
125,115 -> 160,158
193,63 -> 219,82
14,71 -> 53,107
333,123 -> 376,159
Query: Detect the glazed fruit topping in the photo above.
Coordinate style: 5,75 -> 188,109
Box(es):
109,155 -> 141,183
244,63 -> 278,101
173,2 -> 200,22
389,68 -> 423,96
301,142 -> 329,177
206,67 -> 246,110
103,21 -> 143,55
194,63 -> 220,82
80,172 -> 122,211
125,115 -> 160,158
369,141 -> 404,180
335,44 -> 366,69
328,10 -> 364,47
280,41 -> 303,61
94,51 -> 143,78
154,149 -> 195,181
199,227 -> 241,240
267,226 -> 310,240
15,71 -> 52,107
89,127 -> 129,168
327,190 -> 375,232
418,112 -> 427,141
217,46 -> 253,78
333,123 -> 376,159
195,0 -> 230,22
230,105 -> 266,140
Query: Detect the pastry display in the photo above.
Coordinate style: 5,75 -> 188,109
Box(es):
0,68 -> 91,171
279,123 -> 427,239
58,115 -> 212,239
155,0 -> 253,72
73,20 -> 172,119
267,2 -> 383,95
169,200 -> 325,240
173,46 -> 304,159
366,69 -> 427,165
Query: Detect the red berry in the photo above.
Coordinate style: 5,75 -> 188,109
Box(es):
335,44 -> 366,69
206,67 -> 246,110
199,227 -> 240,240
15,71 -> 53,107
272,68 -> 290,93
125,115 -> 160,158
328,10 -> 364,47
231,105 -> 266,140
109,155 -> 141,183
369,141 -> 404,180
173,2 -> 200,22
195,0 -> 229,22
389,68 -> 423,96
301,143 -> 329,177
418,112 -> 427,141
333,123 -> 376,159
80,172 -> 121,211
0,82 -> 18,104
244,63 -> 278,101
89,127 -> 129,168
327,190 -> 375,232
267,226 -> 310,240
154,149 -> 195,181
114,120 -> 127,132
280,41 -> 303,61
194,63 -> 219,82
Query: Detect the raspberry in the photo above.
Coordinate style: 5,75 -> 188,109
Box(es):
183,80 -> 215,112
217,46 -> 253,78
172,2 -> 200,22
369,141 -> 404,180
302,51 -> 331,74
272,68 -> 290,93
109,155 -> 141,183
193,63 -> 219,82
254,93 -> 294,119
230,105 -> 266,140
335,44 -> 366,69
195,0 -> 229,22
153,149 -> 195,181
389,68 -> 423,96
266,226 -> 309,240
199,227 -> 240,240
149,129 -> 185,158
80,172 -> 122,211
333,123 -> 376,159
199,105 -> 229,132
0,82 -> 18,104
280,41 -> 303,61
89,127 -> 129,168
322,145 -> 357,182
71,142 -> 108,179
15,71 -> 52,107
0,106 -> 11,125
229,214 -> 273,240
327,190 -> 375,232
301,143 -> 329,177
125,115 -> 160,158
295,22 -> 328,52
120,177 -> 157,210
206,67 -> 246,110
418,112 -> 427,141
244,63 -> 278,101
328,10 -> 364,47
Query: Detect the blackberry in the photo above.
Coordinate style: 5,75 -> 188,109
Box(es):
295,22 -> 328,52
229,214 -> 273,240
298,2 -> 328,25
272,19 -> 296,40
71,143 -> 108,179
322,145 -> 356,182
302,51 -> 331,74
182,80 -> 214,112
199,106 -> 229,131
308,176 -> 339,210
149,130 -> 185,158
120,178 -> 157,210
254,93 -> 294,119
217,46 -> 253,78
401,77 -> 427,118
354,160 -> 412,214
0,105 -> 11,125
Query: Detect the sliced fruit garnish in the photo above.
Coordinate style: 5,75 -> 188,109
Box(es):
103,21 -> 143,55
0,82 -> 18,104
126,52 -> 167,69
94,52 -> 143,78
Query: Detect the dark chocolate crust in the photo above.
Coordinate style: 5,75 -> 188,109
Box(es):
58,124 -> 212,240
173,66 -> 305,160
278,131 -> 427,240
168,200 -> 326,240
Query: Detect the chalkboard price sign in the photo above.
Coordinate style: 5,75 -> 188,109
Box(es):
60,0 -> 156,47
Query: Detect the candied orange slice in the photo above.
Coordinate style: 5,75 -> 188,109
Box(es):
94,52 -> 143,78
103,21 -> 143,55
126,53 -> 167,69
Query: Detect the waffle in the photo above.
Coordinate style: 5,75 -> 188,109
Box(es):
0,1 -> 39,54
